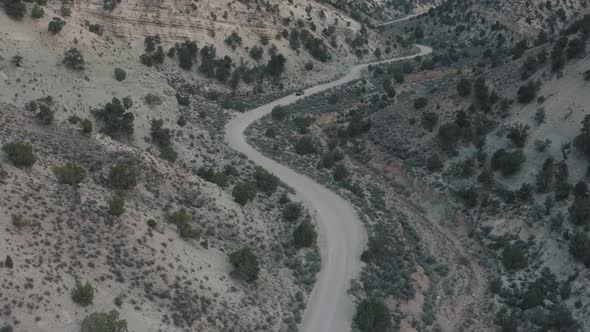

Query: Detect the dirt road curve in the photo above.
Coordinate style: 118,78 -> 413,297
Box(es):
225,44 -> 433,332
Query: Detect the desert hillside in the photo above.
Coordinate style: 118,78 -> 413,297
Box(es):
244,6 -> 590,332
4,0 -> 590,331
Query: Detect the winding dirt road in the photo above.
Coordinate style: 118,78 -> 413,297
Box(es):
225,45 -> 433,332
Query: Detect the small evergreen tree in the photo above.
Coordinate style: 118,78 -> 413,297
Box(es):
253,167 -> 279,194
71,281 -> 94,306
535,157 -> 554,193
2,142 -> 36,167
5,255 -> 14,269
5,0 -> 26,19
229,247 -> 260,282
108,191 -> 125,216
232,182 -> 257,205
109,160 -> 139,190
48,17 -> 66,34
113,68 -> 127,81
53,162 -> 86,185
31,4 -> 44,18
457,77 -> 471,96
81,310 -> 128,332
283,202 -> 303,221
293,221 -> 317,248
63,48 -> 85,71
354,298 -> 391,332
569,181 -> 590,225
502,243 -> 528,270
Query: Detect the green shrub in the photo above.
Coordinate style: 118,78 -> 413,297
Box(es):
271,106 -> 288,121
517,81 -> 538,103
2,142 -> 36,167
229,247 -> 259,282
225,31 -> 243,50
68,115 -> 81,124
294,136 -> 317,155
5,255 -> 14,269
53,162 -> 86,185
567,37 -> 585,59
109,160 -> 139,190
94,98 -> 134,137
103,0 -> 118,11
265,128 -> 276,137
293,221 -> 317,248
197,167 -> 229,188
177,115 -> 187,127
175,93 -> 190,106
167,208 -> 199,238
266,51 -> 286,77
150,119 -> 177,162
71,281 -> 94,306
159,145 -> 178,162
426,154 -> 443,172
232,182 -> 257,205
4,0 -> 26,19
175,40 -> 198,70
413,97 -> 428,110
87,23 -> 103,35
437,122 -> 462,149
249,46 -> 263,62
146,219 -> 157,228
48,17 -> 66,34
36,104 -> 54,125
333,163 -> 348,182
11,54 -> 23,67
521,284 -> 544,310
354,298 -> 390,332
569,231 -> 590,265
506,123 -> 530,148
144,35 -> 161,53
278,192 -> 290,204
457,77 -> 471,96
473,77 -> 489,105
113,68 -> 126,81
491,149 -> 525,176
569,181 -> 590,225
502,243 -> 528,270
81,118 -> 93,134
60,5 -> 71,17
139,54 -> 153,67
63,48 -> 85,70
574,115 -> 590,158
168,208 -> 190,225
122,97 -> 133,110
108,192 -> 125,216
31,4 -> 44,18
421,111 -> 438,131
283,202 -> 303,221
81,310 -> 128,332
11,214 -> 27,228
144,93 -> 162,106
535,157 -> 554,193
114,294 -> 123,307
254,167 -> 279,193
320,149 -> 344,169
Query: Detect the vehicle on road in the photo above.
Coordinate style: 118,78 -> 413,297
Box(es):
295,90 -> 305,96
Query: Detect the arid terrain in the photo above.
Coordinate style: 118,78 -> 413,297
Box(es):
1,0 -> 590,331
